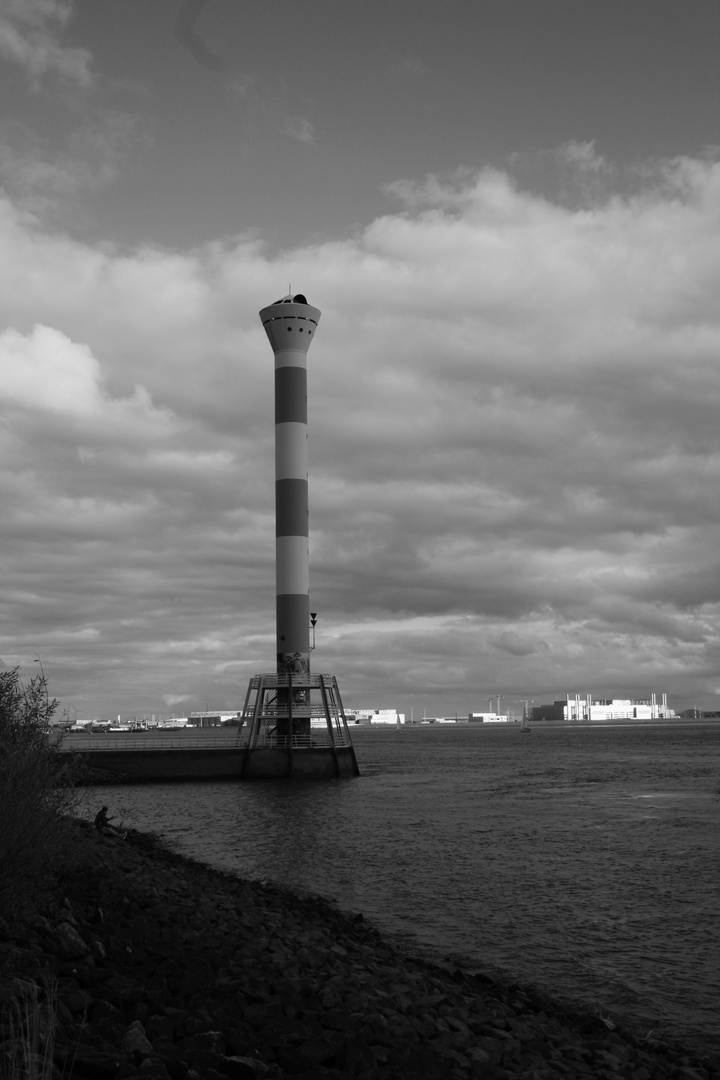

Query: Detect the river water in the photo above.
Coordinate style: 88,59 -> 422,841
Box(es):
90,722 -> 720,1060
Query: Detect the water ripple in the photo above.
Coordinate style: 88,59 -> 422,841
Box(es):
93,722 -> 720,1059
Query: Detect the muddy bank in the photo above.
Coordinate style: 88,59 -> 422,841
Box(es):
0,820 -> 716,1079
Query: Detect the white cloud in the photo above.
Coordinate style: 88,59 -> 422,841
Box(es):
283,114 -> 316,146
553,140 -> 610,173
1,153 -> 719,717
0,3 -> 148,232
162,693 -> 192,707
0,110 -> 152,226
0,324 -> 167,421
0,0 -> 93,86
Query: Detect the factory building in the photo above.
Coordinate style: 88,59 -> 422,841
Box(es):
532,693 -> 675,722
187,711 -> 242,727
344,709 -> 405,725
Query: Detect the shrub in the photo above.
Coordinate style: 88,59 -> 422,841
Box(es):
0,668 -> 82,920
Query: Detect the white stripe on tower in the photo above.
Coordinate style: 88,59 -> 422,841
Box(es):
259,293 -> 321,676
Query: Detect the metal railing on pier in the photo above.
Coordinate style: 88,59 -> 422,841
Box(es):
59,729 -> 354,753
252,730 -> 354,750
248,673 -> 338,689
59,734 -> 249,753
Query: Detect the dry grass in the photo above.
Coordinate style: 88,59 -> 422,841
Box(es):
0,981 -> 57,1080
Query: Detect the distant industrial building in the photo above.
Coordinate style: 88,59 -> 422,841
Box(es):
532,693 -> 676,722
407,716 -> 468,724
405,713 -> 507,724
187,711 -> 241,727
345,709 -> 405,725
468,712 -> 509,723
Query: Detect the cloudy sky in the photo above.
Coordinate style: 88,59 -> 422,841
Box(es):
1,0 -> 719,721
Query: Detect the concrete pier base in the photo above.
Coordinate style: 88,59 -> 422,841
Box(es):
63,741 -> 358,782
67,744 -> 247,782
241,744 -> 359,779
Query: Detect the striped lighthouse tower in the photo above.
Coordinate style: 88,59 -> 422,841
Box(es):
259,292 -> 320,733
239,292 -> 358,777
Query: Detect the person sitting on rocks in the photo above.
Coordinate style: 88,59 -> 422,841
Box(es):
94,805 -> 115,832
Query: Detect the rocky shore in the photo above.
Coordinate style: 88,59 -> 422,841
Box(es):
0,820 -> 717,1080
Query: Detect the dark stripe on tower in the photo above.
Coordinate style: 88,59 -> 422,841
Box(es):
276,595 -> 309,654
275,368 -> 307,424
275,479 -> 308,537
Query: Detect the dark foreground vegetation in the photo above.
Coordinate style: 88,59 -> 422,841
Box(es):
1,671 -> 718,1080
0,668 -> 84,921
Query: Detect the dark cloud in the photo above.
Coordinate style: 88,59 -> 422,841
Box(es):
491,631 -> 541,657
